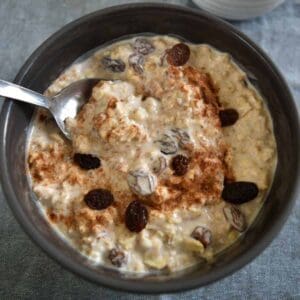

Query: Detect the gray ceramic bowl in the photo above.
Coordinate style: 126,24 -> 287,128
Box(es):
0,3 -> 299,294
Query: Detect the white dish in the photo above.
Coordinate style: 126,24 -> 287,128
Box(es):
192,0 -> 285,20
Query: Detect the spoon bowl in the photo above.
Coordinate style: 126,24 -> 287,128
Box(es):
0,78 -> 100,139
50,78 -> 100,138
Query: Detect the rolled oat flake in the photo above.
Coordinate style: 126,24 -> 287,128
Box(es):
127,170 -> 157,196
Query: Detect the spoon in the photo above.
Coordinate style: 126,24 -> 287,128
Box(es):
0,78 -> 100,139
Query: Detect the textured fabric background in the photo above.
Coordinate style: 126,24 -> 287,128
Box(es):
0,0 -> 299,299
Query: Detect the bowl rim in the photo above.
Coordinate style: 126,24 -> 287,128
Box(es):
0,2 -> 299,294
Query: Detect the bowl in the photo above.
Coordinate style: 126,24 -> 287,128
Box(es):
0,3 -> 299,294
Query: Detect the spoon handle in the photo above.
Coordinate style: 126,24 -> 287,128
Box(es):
0,79 -> 50,109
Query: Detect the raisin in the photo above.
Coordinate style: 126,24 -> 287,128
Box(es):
171,155 -> 189,176
133,38 -> 155,55
223,205 -> 247,232
222,181 -> 259,204
166,43 -> 190,66
219,109 -> 239,127
125,200 -> 148,232
84,189 -> 114,210
128,53 -> 144,74
157,134 -> 178,155
171,128 -> 193,149
73,153 -> 101,170
101,56 -> 125,73
152,156 -> 167,175
127,170 -> 157,196
191,226 -> 212,248
108,248 -> 126,267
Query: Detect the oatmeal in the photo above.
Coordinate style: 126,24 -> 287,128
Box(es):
27,35 -> 277,273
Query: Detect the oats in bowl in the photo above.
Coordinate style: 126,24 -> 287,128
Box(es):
27,35 -> 277,274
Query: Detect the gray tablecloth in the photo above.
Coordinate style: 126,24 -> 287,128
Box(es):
0,0 -> 299,299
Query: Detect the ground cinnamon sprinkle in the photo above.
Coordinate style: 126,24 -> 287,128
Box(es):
183,66 -> 220,108
30,60 -> 228,224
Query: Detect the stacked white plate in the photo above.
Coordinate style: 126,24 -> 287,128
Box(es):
192,0 -> 285,20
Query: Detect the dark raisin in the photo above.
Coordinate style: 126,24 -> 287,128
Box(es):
73,153 -> 101,170
223,205 -> 247,232
219,109 -> 239,127
128,53 -> 144,74
191,226 -> 212,248
171,154 -> 189,176
108,248 -> 126,267
125,200 -> 148,232
101,56 -> 125,73
84,189 -> 114,210
167,43 -> 190,66
222,181 -> 259,204
133,38 -> 155,55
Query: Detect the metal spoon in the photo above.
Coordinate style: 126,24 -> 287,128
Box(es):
0,78 -> 100,139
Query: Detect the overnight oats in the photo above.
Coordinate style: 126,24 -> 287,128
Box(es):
27,35 -> 277,273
